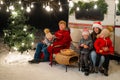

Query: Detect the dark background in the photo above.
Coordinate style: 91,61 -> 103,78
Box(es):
0,0 -> 69,37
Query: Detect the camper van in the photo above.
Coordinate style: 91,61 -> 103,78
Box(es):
68,0 -> 120,53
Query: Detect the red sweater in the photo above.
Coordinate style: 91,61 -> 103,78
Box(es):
94,37 -> 114,55
47,30 -> 72,61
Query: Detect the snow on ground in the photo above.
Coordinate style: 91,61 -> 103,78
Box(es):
0,43 -> 120,80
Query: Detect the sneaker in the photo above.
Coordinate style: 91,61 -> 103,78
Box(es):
28,59 -> 41,64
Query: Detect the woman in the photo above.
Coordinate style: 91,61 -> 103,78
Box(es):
90,21 -> 105,73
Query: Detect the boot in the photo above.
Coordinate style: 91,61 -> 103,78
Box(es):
104,69 -> 108,76
99,66 -> 104,73
28,59 -> 41,64
94,67 -> 99,73
84,68 -> 89,76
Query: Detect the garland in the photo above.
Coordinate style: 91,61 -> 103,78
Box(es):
117,0 -> 120,15
69,0 -> 108,15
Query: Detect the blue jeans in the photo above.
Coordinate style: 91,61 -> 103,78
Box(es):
34,42 -> 49,61
90,50 -> 105,67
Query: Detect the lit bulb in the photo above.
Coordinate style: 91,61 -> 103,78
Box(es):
12,11 -> 18,17
22,43 -> 25,46
76,7 -> 80,11
18,1 -> 22,4
50,8 -> 53,11
93,0 -> 98,1
94,4 -> 97,9
45,5 -> 51,12
69,1 -> 74,8
12,21 -> 15,24
4,33 -> 7,36
26,6 -> 31,13
21,6 -> 24,10
13,47 -> 18,51
0,1 -> 3,4
31,42 -> 34,45
23,28 -> 27,31
59,6 -> 62,12
58,1 -> 61,5
31,4 -> 34,8
30,34 -> 33,37
9,5 -> 15,11
6,8 -> 9,12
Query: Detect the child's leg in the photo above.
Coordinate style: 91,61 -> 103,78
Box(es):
103,55 -> 110,76
80,54 -> 85,71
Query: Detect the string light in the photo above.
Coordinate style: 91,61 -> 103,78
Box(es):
26,6 -> 31,13
23,28 -> 27,31
12,11 -> 18,17
94,4 -> 98,9
9,51 -> 12,54
31,42 -> 34,45
21,6 -> 24,10
30,34 -> 33,37
31,3 -> 34,8
22,43 -> 25,46
50,8 -> 53,11
45,5 -> 51,12
59,6 -> 62,12
9,5 -> 15,11
6,7 -> 9,12
76,7 -> 80,11
18,1 -> 22,4
13,47 -> 18,51
0,0 -> 3,4
58,1 -> 61,5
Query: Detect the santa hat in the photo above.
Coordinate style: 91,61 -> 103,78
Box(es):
82,27 -> 90,36
92,21 -> 103,30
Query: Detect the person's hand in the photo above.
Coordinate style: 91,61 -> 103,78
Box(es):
51,44 -> 53,46
83,45 -> 89,48
80,44 -> 84,47
103,47 -> 109,52
99,50 -> 103,53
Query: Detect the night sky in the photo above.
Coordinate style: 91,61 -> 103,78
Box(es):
0,0 -> 69,36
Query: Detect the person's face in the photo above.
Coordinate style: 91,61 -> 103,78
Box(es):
93,27 -> 100,34
59,23 -> 66,30
83,35 -> 89,40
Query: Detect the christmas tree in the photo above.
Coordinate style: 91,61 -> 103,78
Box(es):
4,4 -> 36,53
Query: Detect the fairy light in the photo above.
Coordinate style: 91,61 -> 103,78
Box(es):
50,8 -> 53,11
31,42 -> 34,45
58,1 -> 61,5
18,1 -> 22,4
94,4 -> 98,9
31,3 -> 34,8
26,6 -> 31,13
21,6 -> 24,10
6,7 -> 9,12
30,34 -> 33,37
59,6 -> 62,12
22,43 -> 25,46
45,5 -> 51,12
13,47 -> 18,51
76,7 -> 80,11
9,5 -> 15,11
0,0 -> 3,4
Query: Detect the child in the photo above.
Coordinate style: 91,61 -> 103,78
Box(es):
78,28 -> 93,76
42,28 -> 55,47
94,28 -> 114,76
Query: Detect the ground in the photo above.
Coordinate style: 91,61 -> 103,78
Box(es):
0,40 -> 120,80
